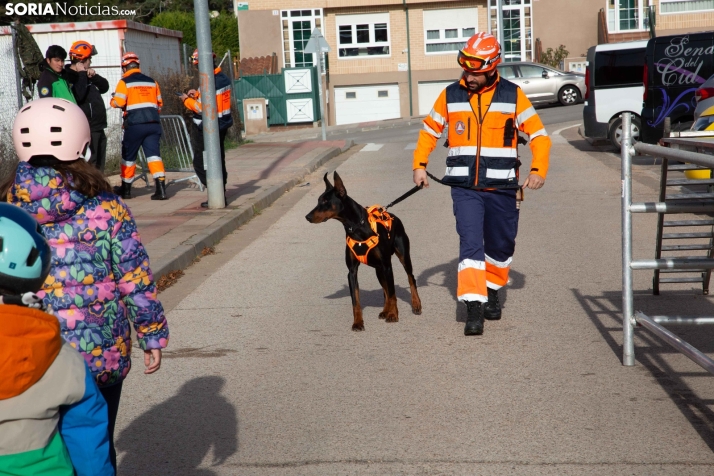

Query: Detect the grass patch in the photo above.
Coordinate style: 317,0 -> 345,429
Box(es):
225,137 -> 252,150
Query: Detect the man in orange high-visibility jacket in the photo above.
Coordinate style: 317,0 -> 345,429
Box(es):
180,49 -> 233,208
110,52 -> 168,200
413,32 -> 551,336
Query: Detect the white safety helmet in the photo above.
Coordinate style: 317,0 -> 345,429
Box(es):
12,98 -> 91,162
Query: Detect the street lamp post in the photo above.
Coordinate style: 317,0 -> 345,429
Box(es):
193,0 -> 225,208
305,28 -> 331,141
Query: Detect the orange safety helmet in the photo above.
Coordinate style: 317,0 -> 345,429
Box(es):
121,52 -> 140,68
69,40 -> 97,61
457,32 -> 501,73
191,48 -> 216,65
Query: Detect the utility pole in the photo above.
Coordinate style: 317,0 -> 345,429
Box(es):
194,0 -> 225,208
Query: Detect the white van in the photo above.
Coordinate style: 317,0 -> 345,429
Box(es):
582,40 -> 647,148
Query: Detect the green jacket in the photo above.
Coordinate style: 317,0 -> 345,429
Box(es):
37,68 -> 76,104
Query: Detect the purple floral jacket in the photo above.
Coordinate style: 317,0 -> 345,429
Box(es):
9,162 -> 169,387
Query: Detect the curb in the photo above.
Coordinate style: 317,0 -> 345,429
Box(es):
152,140 -> 354,279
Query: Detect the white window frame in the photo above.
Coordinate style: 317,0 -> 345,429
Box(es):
280,9 -> 324,68
336,12 -> 391,60
660,0 -> 714,15
423,8 -> 478,55
606,0 -> 647,32
488,0 -> 534,62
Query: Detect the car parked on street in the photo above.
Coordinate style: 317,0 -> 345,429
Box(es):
582,40 -> 647,149
496,61 -> 585,107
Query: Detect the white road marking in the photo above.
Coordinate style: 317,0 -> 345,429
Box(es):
551,123 -> 581,144
361,143 -> 384,151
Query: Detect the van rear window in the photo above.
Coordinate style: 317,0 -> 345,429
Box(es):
594,48 -> 646,88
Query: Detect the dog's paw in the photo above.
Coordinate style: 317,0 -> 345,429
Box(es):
352,322 -> 365,331
385,314 -> 399,323
378,311 -> 387,319
412,305 -> 422,315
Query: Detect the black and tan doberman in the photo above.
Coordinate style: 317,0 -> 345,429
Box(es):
305,171 -> 422,331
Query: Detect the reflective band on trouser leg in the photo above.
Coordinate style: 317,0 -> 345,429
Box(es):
120,160 -> 136,183
457,259 -> 487,302
486,255 -> 512,290
451,187 -> 488,303
146,156 -> 165,178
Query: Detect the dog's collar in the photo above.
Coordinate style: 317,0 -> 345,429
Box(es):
346,218 -> 365,234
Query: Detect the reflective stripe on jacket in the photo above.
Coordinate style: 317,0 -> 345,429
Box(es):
414,75 -> 551,188
183,67 -> 234,131
110,69 -> 163,126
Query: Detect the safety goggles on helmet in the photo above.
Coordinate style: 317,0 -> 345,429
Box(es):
457,51 -> 501,73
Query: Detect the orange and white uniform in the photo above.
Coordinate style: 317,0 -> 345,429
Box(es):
110,68 -> 166,182
414,73 -> 551,302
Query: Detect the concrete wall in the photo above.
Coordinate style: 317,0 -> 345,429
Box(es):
532,0 -> 600,59
238,10 -> 283,66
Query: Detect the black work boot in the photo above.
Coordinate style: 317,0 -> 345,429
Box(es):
151,178 -> 168,200
464,301 -> 484,336
113,181 -> 132,200
483,288 -> 502,320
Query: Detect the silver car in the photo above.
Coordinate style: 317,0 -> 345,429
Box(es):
496,62 -> 586,106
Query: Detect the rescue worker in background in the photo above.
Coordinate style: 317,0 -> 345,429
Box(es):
413,32 -> 551,336
110,52 -> 168,201
65,40 -> 110,173
179,48 -> 233,208
37,45 -> 76,103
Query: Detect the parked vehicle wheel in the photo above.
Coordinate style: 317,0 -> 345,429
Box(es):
558,85 -> 581,106
609,115 -> 641,150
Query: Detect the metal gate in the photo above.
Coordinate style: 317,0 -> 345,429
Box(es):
233,67 -> 320,126
621,112 -> 714,374
136,115 -> 202,190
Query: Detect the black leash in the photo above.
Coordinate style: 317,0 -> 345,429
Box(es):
383,171 -> 524,210
384,184 -> 423,210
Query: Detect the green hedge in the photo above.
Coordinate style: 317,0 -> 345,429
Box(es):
150,11 -> 239,59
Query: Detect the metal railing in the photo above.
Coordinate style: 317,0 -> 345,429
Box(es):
136,115 -> 203,190
621,112 -> 714,373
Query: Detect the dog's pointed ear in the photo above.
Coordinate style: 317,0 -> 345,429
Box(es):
333,171 -> 346,198
323,172 -> 333,191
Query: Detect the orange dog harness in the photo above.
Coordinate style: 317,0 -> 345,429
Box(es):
346,205 -> 393,264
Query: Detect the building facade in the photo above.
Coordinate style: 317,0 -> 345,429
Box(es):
237,0 -> 714,126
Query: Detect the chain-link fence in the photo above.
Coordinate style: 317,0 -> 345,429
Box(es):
0,30 -> 21,180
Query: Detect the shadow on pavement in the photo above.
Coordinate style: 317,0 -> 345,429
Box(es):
416,258 -> 525,322
573,288 -> 714,451
116,376 -> 238,475
325,282 -> 415,311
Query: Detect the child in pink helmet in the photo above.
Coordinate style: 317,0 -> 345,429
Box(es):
3,97 -> 169,471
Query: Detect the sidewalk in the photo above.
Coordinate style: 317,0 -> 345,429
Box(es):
107,139 -> 353,279
249,116 -> 425,143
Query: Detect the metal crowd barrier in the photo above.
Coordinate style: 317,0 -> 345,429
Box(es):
136,115 -> 203,191
621,111 -> 714,373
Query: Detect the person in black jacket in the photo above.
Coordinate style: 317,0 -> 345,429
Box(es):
65,40 -> 110,172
